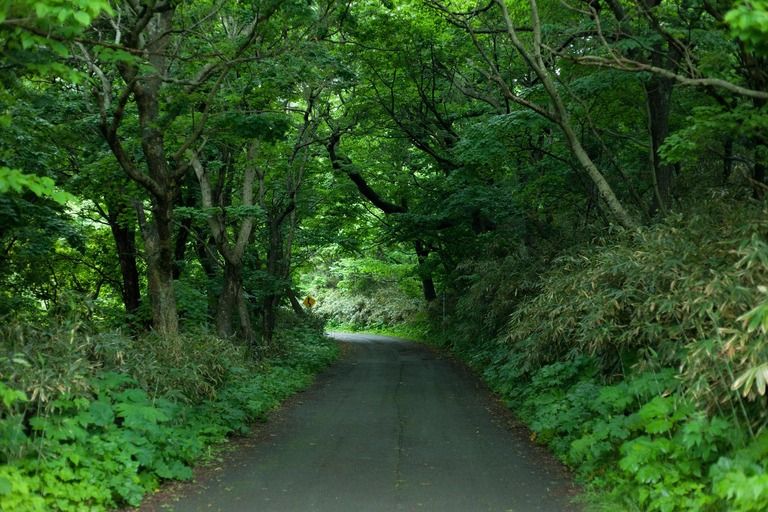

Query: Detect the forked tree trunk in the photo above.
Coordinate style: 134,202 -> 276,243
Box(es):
645,79 -> 675,213
190,151 -> 256,343
95,8 -> 183,337
89,3 -> 282,337
216,259 -> 254,343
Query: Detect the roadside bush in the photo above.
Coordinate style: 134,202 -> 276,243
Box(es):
448,250 -> 547,349
499,199 -> 768,425
122,331 -> 244,402
0,321 -> 338,511
273,323 -> 342,373
478,351 -> 765,511
0,323 -> 245,408
432,197 -> 768,511
313,256 -> 424,331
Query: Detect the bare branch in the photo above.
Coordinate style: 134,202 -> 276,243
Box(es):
189,151 -> 225,250
563,54 -> 768,100
76,43 -> 111,124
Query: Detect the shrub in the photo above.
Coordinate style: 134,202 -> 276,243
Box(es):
0,322 -> 338,511
435,197 -> 768,511
310,255 -> 425,331
497,199 -> 768,428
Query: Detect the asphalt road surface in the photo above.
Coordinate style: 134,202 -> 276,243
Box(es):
153,333 -> 579,512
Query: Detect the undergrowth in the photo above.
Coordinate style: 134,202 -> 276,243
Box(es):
429,198 -> 768,511
0,322 -> 338,511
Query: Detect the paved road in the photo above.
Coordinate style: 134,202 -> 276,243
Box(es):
155,333 -> 579,511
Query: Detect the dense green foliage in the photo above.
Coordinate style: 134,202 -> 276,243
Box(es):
3,0 -> 768,509
464,200 -> 768,510
0,322 -> 337,511
308,255 -> 425,331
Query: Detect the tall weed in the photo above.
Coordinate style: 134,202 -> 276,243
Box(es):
500,199 -> 768,427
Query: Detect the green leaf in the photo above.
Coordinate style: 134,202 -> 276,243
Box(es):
56,7 -> 71,22
34,2 -> 51,18
73,11 -> 91,26
95,371 -> 136,394
48,40 -> 69,57
154,460 -> 193,480
732,363 -> 768,397
645,418 -> 673,434
20,33 -> 35,50
0,167 -> 75,204
87,400 -> 115,427
0,382 -> 28,409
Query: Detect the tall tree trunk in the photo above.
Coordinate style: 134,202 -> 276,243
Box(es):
96,8 -> 182,337
413,240 -> 437,301
216,261 -> 241,339
137,200 -> 179,337
108,213 -> 141,316
263,218 -> 283,345
260,184 -> 300,345
137,198 -> 178,337
215,258 -> 254,344
190,151 -> 257,343
645,76 -> 675,214
644,42 -> 678,215
194,230 -> 219,320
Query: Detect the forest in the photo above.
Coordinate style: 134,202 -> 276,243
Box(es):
1,0 -> 768,510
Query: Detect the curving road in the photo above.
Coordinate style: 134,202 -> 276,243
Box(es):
149,333 -> 579,511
